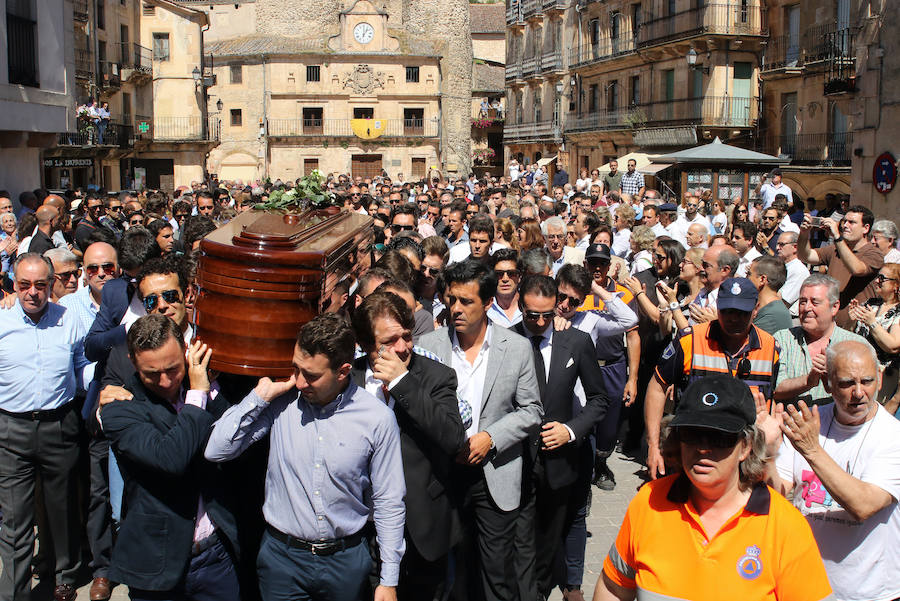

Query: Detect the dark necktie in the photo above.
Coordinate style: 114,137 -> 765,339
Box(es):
531,335 -> 546,399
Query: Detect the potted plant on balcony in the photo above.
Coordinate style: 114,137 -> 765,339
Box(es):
472,148 -> 497,165
253,169 -> 337,213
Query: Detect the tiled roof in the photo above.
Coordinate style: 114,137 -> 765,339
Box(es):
470,3 -> 505,34
472,62 -> 504,92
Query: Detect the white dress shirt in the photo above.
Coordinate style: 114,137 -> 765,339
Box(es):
782,257 -> 811,315
451,325 -> 492,438
736,247 -> 762,278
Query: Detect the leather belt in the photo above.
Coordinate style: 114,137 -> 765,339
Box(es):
191,530 -> 220,557
0,403 -> 72,421
266,525 -> 364,556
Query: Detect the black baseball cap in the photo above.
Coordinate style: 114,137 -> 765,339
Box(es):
670,374 -> 756,433
717,277 -> 758,312
585,243 -> 611,261
657,203 -> 678,212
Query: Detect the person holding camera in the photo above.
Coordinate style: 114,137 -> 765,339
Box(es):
798,204 -> 884,328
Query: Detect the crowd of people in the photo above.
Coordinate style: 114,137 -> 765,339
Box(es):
0,162 -> 898,601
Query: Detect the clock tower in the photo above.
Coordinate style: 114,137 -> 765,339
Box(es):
332,0 -> 399,53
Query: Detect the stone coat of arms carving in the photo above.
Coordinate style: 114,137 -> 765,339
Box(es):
342,64 -> 385,96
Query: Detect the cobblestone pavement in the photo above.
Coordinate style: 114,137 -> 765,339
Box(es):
65,451 -> 647,601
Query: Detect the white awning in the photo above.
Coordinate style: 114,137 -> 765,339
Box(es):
598,152 -> 657,173
639,162 -> 673,175
537,155 -> 558,167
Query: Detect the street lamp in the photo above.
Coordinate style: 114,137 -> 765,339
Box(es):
192,66 -> 201,87
216,98 -> 223,112
687,48 -> 709,74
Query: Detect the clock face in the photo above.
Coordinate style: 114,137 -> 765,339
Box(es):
353,22 -> 374,44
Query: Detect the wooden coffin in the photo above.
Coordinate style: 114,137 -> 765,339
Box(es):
194,208 -> 373,376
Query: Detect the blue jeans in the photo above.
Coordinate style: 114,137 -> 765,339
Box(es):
108,447 -> 124,522
257,529 -> 371,601
129,537 -> 240,601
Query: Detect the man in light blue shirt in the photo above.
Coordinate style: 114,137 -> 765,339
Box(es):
205,314 -> 405,601
0,253 -> 89,601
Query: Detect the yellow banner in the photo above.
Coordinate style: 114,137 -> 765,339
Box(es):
351,119 -> 385,139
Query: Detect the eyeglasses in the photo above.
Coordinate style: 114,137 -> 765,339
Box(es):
735,208 -> 749,214
654,253 -> 667,261
85,262 -> 116,276
390,223 -> 415,234
494,269 -> 521,280
546,234 -> 565,240
16,279 -> 48,292
876,274 -> 898,283
107,206 -> 122,212
701,261 -> 715,270
761,216 -> 777,221
686,204 -> 699,210
775,241 -> 795,248
421,265 -> 441,277
557,292 -> 584,308
142,289 -> 182,313
524,310 -> 556,321
55,268 -> 81,282
677,427 -> 741,449
87,204 -> 105,213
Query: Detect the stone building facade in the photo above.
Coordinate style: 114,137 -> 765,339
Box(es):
202,0 -> 473,182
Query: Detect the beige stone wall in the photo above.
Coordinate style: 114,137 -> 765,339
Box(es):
473,35 -> 504,64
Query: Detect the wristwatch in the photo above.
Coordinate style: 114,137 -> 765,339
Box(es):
669,301 -> 681,312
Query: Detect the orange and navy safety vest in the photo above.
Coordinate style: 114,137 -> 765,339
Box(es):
656,321 -> 780,403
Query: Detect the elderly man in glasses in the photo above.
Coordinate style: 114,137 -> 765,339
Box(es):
0,253 -> 90,601
645,277 -> 780,481
44,246 -> 81,302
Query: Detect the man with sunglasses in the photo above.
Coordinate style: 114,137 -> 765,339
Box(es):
45,247 -> 81,302
386,203 -> 417,244
777,231 -> 810,317
512,275 -> 608,601
76,194 -> 106,253
0,253 -> 90,601
645,277 -> 780,480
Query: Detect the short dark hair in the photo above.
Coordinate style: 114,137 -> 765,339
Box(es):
181,216 -> 217,250
422,236 -> 449,262
752,255 -> 787,291
443,258 -> 497,302
468,214 -> 494,240
118,226 -> 162,272
145,192 -> 169,217
352,291 -> 414,350
385,236 -> 423,261
390,203 -> 418,221
172,200 -> 191,215
556,264 -> 592,298
138,255 -> 189,293
296,313 -> 356,370
127,313 -> 184,358
146,218 -> 173,238
84,226 -> 118,248
846,205 -> 875,229
490,247 -> 519,268
375,250 -> 417,284
519,274 -> 557,300
732,221 -> 758,240
357,267 -> 394,298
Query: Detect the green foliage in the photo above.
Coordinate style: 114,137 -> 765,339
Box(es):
253,169 -> 335,211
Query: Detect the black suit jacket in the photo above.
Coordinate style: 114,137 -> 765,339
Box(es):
85,277 -> 132,363
351,353 -> 466,561
101,377 -> 240,591
514,324 -> 609,490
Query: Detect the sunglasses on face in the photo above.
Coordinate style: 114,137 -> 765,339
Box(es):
524,310 -> 556,321
108,206 -> 122,212
678,427 -> 741,449
735,208 -> 748,214
421,265 -> 441,277
55,268 -> 81,282
390,224 -> 415,234
16,279 -> 48,292
494,269 -> 521,280
85,262 -> 116,276
876,274 -> 898,283
762,216 -> 777,221
654,253 -> 667,261
557,292 -> 584,307
142,289 -> 182,313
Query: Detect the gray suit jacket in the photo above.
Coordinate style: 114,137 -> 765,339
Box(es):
416,322 -> 543,511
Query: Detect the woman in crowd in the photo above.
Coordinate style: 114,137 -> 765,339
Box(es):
708,198 -> 727,235
848,263 -> 900,412
494,217 -> 519,250
590,225 -> 613,248
0,212 -> 17,291
628,225 -> 655,275
656,248 -> 705,333
726,201 -> 751,238
517,219 -> 545,251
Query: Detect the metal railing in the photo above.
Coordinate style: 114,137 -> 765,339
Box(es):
73,0 -> 89,21
522,55 -> 539,77
763,25 -> 855,74
761,34 -> 801,71
505,62 -> 522,80
541,49 -> 563,72
58,123 -> 134,148
266,118 -> 439,138
149,116 -> 221,141
75,48 -> 93,78
506,2 -> 524,25
99,61 -> 121,88
119,42 -> 152,74
522,0 -> 540,18
472,107 -> 505,121
772,132 -> 853,165
638,3 -> 766,47
824,28 -> 855,94
541,0 -> 568,10
568,36 -> 637,68
566,96 -> 758,132
503,120 -> 562,143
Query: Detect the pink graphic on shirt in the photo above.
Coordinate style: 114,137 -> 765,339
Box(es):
801,470 -> 834,508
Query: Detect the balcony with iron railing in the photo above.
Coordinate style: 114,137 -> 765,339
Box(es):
506,2 -> 525,25
761,34 -> 802,72
472,106 -> 505,123
637,3 -> 766,48
503,120 -> 562,144
98,61 -> 121,89
522,0 -> 540,18
770,132 -> 853,166
119,42 -> 152,76
505,61 -> 523,81
540,49 -> 563,72
566,96 -> 758,132
824,28 -> 855,94
73,0 -> 89,22
568,36 -> 637,68
541,0 -> 568,11
75,48 -> 93,79
57,123 -> 134,148
762,24 -> 856,75
522,55 -> 539,77
135,116 -> 222,142
266,118 -> 439,138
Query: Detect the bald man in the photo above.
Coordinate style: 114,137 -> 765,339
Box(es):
27,205 -> 59,256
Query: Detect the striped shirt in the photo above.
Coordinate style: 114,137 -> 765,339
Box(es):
773,325 -> 868,406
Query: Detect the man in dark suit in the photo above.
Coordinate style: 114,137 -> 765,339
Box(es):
350,291 -> 466,599
99,313 -> 241,601
416,259 -> 543,601
512,275 -> 609,601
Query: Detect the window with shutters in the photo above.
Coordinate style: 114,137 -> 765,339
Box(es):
306,65 -> 320,82
406,66 -> 419,83
230,64 -> 242,84
152,33 -> 169,61
230,109 -> 242,127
